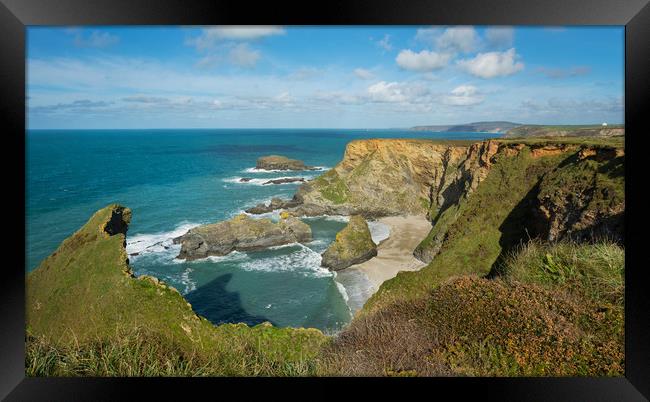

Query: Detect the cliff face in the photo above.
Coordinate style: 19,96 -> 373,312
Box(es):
534,146 -> 624,243
292,139 -> 498,218
412,140 -> 625,264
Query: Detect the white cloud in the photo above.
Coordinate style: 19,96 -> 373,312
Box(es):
73,31 -> 119,48
312,91 -> 364,105
436,26 -> 478,53
187,27 -> 282,68
189,26 -> 284,50
228,44 -> 260,67
396,49 -> 452,72
443,85 -> 484,106
377,34 -> 392,51
414,27 -> 440,44
367,81 -> 429,103
457,48 -> 524,78
485,27 -> 515,48
354,68 -> 375,80
31,99 -> 114,114
274,92 -> 294,103
196,54 -> 222,69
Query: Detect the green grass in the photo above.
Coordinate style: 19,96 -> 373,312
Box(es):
322,240 -> 624,377
538,150 -> 624,214
505,125 -> 625,140
26,205 -> 327,377
26,326 -> 323,377
314,169 -> 350,204
503,240 -> 624,306
500,136 -> 624,148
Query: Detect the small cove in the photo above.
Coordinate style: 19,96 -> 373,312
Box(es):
26,128 -> 498,332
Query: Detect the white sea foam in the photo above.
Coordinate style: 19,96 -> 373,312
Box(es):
335,280 -> 350,304
179,267 -> 197,294
368,220 -> 391,245
184,250 -> 250,264
235,209 -> 283,221
243,166 -> 329,173
126,222 -> 201,257
267,242 -> 301,250
301,215 -> 350,223
223,176 -> 311,186
334,269 -> 377,314
238,243 -> 332,278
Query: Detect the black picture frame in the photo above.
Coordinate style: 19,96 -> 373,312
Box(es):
2,0 -> 649,400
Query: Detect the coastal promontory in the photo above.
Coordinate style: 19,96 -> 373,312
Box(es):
174,214 -> 312,260
321,215 -> 377,271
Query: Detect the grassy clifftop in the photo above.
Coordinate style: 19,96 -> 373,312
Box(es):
505,124 -> 624,138
26,205 -> 326,376
322,240 -> 624,376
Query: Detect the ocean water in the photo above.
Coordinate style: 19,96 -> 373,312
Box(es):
26,129 -> 498,332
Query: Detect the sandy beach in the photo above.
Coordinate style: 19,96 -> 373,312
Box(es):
347,215 -> 432,290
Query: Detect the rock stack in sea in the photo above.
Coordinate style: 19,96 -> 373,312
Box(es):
321,215 -> 377,271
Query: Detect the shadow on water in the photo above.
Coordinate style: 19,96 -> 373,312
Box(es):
184,273 -> 273,327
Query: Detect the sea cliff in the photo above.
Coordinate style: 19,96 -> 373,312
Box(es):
286,139 -> 496,218
26,135 -> 625,377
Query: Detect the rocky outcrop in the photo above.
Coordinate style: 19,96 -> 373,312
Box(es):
321,215 -> 377,271
263,177 -> 306,185
239,177 -> 307,185
256,155 -> 316,171
245,197 -> 301,214
174,214 -> 312,260
534,146 -> 625,243
288,139 -> 499,219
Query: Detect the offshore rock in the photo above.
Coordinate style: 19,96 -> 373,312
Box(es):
174,214 -> 312,260
321,215 -> 377,271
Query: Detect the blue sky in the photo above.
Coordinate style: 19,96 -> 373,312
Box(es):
27,26 -> 624,129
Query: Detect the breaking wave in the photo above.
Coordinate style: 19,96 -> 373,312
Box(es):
223,176 -> 311,186
243,166 -> 329,173
126,222 -> 201,259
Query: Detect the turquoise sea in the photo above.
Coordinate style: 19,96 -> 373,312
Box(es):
26,129 -> 498,333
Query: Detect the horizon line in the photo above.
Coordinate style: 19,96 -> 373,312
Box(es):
26,123 -> 625,131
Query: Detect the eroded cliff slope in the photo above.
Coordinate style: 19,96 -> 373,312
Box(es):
290,139 -> 498,218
